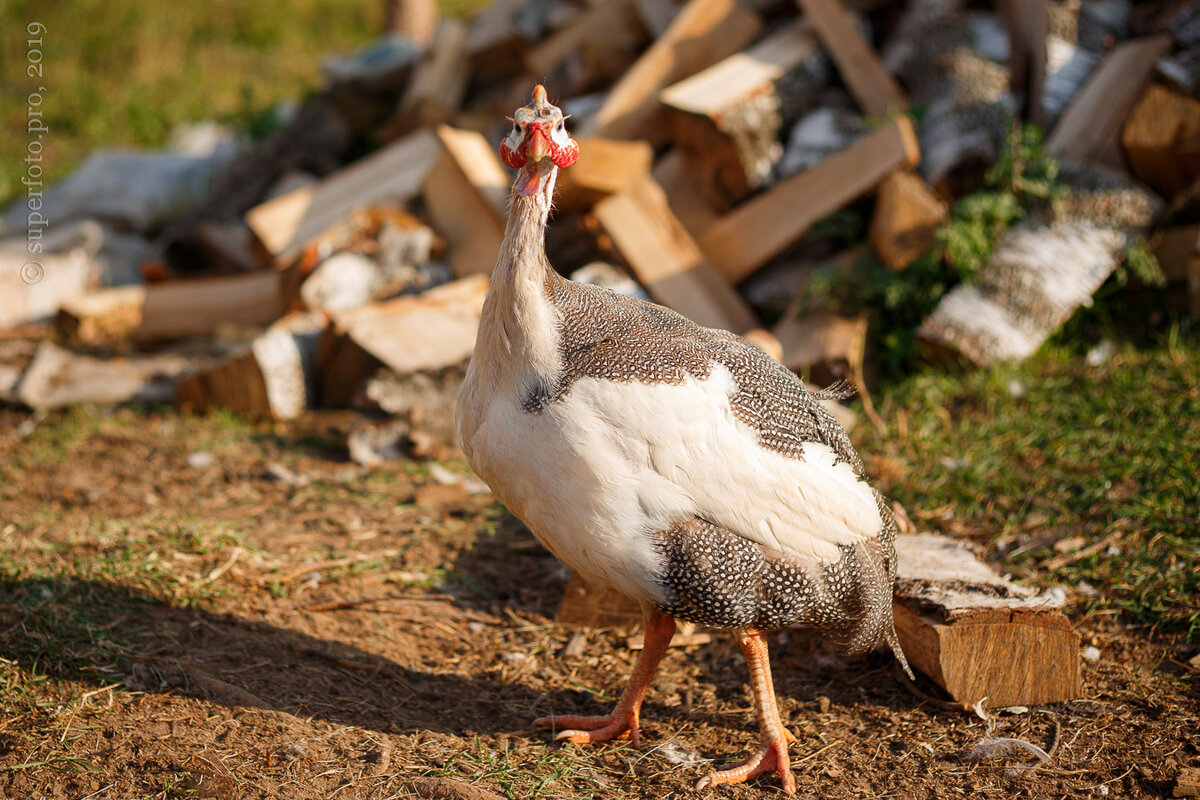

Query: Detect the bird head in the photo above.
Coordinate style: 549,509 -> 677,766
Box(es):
499,85 -> 579,171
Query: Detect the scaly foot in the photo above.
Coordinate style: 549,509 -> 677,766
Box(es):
534,710 -> 640,745
695,733 -> 795,795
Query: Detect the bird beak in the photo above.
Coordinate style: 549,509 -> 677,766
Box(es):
528,127 -> 550,162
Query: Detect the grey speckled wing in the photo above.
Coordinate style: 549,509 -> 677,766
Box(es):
534,275 -> 863,472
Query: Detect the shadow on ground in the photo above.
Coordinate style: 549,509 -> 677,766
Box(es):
0,577 -> 590,738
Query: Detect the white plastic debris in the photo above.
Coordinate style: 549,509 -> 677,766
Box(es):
1082,645 -> 1101,664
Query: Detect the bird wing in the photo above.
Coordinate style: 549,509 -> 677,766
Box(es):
570,352 -> 882,565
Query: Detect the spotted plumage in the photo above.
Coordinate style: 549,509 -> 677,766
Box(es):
456,85 -> 909,795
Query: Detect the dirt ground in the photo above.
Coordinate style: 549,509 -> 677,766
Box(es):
1,406 -> 1197,800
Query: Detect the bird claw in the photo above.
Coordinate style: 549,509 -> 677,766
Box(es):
695,736 -> 795,795
534,712 -> 639,746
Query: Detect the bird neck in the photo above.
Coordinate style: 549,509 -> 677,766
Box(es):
476,159 -> 563,386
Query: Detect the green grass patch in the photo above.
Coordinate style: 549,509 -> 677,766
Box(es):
858,338 -> 1200,641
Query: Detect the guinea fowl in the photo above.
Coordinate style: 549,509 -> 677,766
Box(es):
456,85 -> 911,794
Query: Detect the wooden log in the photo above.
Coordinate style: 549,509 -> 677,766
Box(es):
422,126 -> 509,278
1000,0 -> 1048,128
383,0 -> 437,46
1046,35 -> 1173,168
1,248 -> 95,329
771,310 -> 866,378
1121,83 -> 1200,199
700,116 -> 920,284
1175,767 -> 1200,798
523,0 -> 646,98
16,341 -> 193,410
794,0 -> 908,117
893,533 -> 1082,708
57,286 -> 147,346
918,223 -> 1123,366
557,572 -> 707,647
466,0 -> 529,79
651,150 -> 720,241
554,138 -> 655,213
176,312 -> 324,419
660,20 -> 823,209
1153,224 -> 1200,316
57,269 -> 287,346
581,0 -> 763,144
317,274 -> 488,407
398,19 -> 470,129
920,163 -> 1161,366
593,175 -> 759,334
245,128 -> 439,262
869,170 -> 947,269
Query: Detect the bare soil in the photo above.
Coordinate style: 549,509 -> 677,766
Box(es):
1,407 -> 1197,800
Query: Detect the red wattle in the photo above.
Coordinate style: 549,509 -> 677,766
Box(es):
499,139 -> 526,169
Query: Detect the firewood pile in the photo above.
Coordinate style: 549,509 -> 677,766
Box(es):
2,0 -> 1198,441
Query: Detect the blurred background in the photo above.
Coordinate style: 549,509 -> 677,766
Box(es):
1,0 -> 1197,798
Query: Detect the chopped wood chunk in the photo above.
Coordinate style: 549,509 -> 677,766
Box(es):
893,533 -> 1082,707
246,129 -> 440,261
661,20 -> 823,208
1046,35 -> 1172,168
1121,83 -> 1200,199
176,312 -> 324,419
795,0 -> 908,116
317,274 -> 488,407
869,170 -> 947,269
593,175 -> 759,333
422,126 -> 509,278
701,116 -> 920,283
554,138 -> 655,213
582,0 -> 763,144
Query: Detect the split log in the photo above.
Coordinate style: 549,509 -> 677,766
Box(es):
16,341 -> 193,410
651,150 -> 720,241
660,20 -> 825,209
57,269 -> 287,346
1175,767 -> 1200,798
523,0 -> 646,98
593,175 -> 759,333
700,116 -> 920,284
1153,225 -> 1200,315
317,274 -> 488,407
557,572 -> 707,647
918,223 -> 1124,366
771,310 -> 867,381
466,0 -> 538,80
554,138 -> 655,213
384,0 -> 438,46
1158,43 -> 1200,97
422,126 -> 509,278
633,0 -> 681,37
881,7 -> 1012,183
1046,35 -> 1173,169
397,19 -> 470,130
1000,0 -> 1048,128
0,248 -> 95,329
869,170 -> 947,269
176,312 -> 324,419
893,532 -> 1082,708
919,164 -> 1160,366
581,0 -> 763,144
246,128 -> 440,262
1120,83 -> 1200,199
795,0 -> 908,117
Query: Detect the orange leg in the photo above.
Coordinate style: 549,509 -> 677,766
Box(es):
535,612 -> 675,747
697,628 -> 796,795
